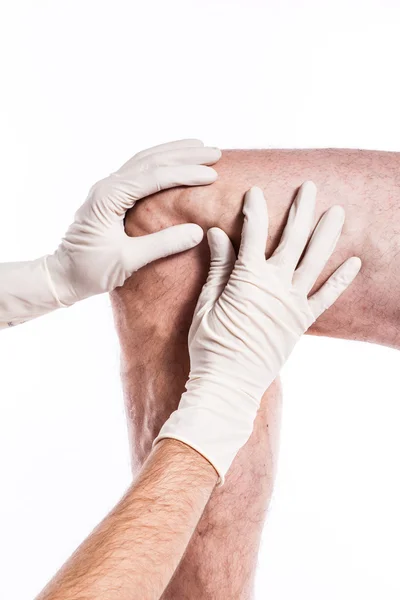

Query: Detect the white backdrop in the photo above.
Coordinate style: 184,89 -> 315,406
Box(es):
0,1 -> 399,598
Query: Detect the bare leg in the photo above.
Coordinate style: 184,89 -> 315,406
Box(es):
127,149 -> 400,348
111,238 -> 282,599
111,147 -> 400,598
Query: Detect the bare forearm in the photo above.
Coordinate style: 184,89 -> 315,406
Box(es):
36,440 -> 217,600
125,148 -> 400,348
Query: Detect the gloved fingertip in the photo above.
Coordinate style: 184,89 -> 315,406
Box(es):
346,256 -> 362,275
186,223 -> 204,245
205,166 -> 219,182
300,180 -> 317,195
248,185 -> 263,195
190,165 -> 218,184
207,228 -> 235,264
207,227 -> 226,247
327,204 -> 346,224
243,186 -> 267,217
210,147 -> 222,159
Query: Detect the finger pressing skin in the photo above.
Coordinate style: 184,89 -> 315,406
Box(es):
238,187 -> 269,264
308,256 -> 362,320
130,146 -> 222,170
129,164 -> 219,202
193,227 -> 236,315
268,180 -> 316,275
130,138 -> 205,162
127,223 -> 204,271
293,205 -> 345,294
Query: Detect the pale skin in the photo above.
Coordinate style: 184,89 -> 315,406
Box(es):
36,440 -> 218,600
111,148 -> 400,599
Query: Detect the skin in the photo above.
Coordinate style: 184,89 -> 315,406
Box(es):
111,227 -> 281,599
111,148 -> 400,599
36,440 -> 217,600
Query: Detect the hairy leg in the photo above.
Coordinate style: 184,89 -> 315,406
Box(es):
111,147 -> 400,598
111,238 -> 282,599
127,148 -> 400,348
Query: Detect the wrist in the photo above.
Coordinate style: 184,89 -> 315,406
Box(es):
149,438 -> 218,489
46,250 -> 78,307
154,381 -> 261,484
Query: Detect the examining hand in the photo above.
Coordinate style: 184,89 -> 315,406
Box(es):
155,182 -> 362,483
46,139 -> 220,305
0,139 -> 220,327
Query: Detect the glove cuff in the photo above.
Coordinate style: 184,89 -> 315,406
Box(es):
153,380 -> 260,485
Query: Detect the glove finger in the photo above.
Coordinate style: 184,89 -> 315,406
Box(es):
98,165 -> 218,218
293,205 -> 345,293
268,181 -> 316,276
125,164 -> 218,204
126,223 -> 204,271
308,256 -> 362,320
195,227 -> 236,314
119,147 -> 221,176
126,146 -> 222,172
238,187 -> 269,264
119,139 -> 205,170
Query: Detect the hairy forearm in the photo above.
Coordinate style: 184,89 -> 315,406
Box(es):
123,148 -> 400,348
36,440 -> 217,600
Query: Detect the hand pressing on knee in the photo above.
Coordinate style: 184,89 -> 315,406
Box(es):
155,182 -> 362,483
0,139 -> 221,328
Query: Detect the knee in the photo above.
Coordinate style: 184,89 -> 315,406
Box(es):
124,151 -> 245,245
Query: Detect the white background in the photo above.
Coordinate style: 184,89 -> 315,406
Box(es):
0,1 -> 399,598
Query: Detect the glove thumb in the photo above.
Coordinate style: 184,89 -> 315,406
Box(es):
193,228 -> 236,313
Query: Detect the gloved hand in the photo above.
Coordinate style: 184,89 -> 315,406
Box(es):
154,182 -> 362,483
0,139 -> 220,328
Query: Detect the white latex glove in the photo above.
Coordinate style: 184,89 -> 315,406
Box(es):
155,182 -> 362,483
0,139 -> 220,328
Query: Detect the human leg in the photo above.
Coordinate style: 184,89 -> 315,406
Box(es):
111,238 -> 282,599
126,148 -> 400,348
111,146 -> 400,598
